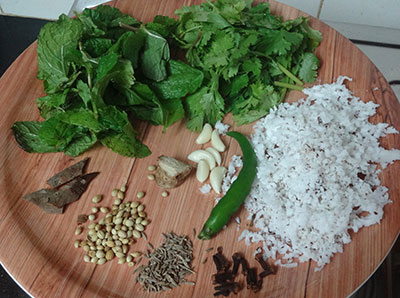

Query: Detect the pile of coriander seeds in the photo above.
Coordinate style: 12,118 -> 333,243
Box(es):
74,186 -> 150,266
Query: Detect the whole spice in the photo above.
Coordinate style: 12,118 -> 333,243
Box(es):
198,131 -> 257,239
210,248 -> 273,296
47,158 -> 89,187
134,232 -> 194,292
255,252 -> 275,278
24,172 -> 98,214
154,155 -> 192,188
77,214 -> 88,224
136,191 -> 145,199
92,194 -> 102,204
79,197 -> 151,266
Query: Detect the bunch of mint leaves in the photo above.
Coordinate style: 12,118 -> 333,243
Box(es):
172,0 -> 322,130
12,6 -> 203,158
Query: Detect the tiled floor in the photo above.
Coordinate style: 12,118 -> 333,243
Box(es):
279,0 -> 400,102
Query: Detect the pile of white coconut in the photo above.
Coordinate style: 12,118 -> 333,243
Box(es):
239,76 -> 400,270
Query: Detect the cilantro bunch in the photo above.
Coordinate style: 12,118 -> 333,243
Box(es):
12,6 -> 203,157
172,0 -> 322,130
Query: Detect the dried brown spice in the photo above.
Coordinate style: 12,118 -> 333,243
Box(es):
47,158 -> 89,187
255,251 -> 275,279
47,173 -> 99,208
23,189 -> 63,214
210,248 -> 274,296
77,214 -> 88,224
23,160 -> 98,214
134,232 -> 195,292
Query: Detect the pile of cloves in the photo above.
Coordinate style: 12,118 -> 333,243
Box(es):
211,247 -> 276,296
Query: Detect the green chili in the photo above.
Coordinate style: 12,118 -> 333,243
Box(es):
198,131 -> 257,240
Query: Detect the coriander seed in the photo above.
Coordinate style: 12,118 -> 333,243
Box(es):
136,191 -> 145,199
92,194 -> 102,204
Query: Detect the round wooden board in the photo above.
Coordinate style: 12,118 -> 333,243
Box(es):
0,1 -> 399,297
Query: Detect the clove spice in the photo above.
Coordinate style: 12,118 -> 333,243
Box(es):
255,252 -> 275,279
210,248 -> 277,296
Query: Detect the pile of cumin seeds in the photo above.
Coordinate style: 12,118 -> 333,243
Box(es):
134,232 -> 195,292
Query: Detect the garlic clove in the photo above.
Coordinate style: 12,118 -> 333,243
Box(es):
210,166 -> 227,194
206,147 -> 222,166
196,159 -> 210,183
196,123 -> 213,144
188,150 -> 216,170
211,129 -> 226,152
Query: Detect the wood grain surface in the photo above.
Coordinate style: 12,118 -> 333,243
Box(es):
0,1 -> 399,297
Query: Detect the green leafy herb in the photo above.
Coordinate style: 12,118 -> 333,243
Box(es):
173,0 -> 322,129
12,5 -> 203,158
12,1 -> 322,157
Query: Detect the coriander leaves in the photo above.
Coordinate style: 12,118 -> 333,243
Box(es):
173,0 -> 322,129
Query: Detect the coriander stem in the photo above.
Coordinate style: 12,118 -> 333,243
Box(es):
276,63 -> 304,86
274,81 -> 304,91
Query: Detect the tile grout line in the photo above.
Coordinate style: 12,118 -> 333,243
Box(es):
317,0 -> 324,19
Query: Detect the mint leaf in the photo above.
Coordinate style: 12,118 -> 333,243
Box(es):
64,131 -> 97,156
82,38 -> 112,57
82,5 -> 139,31
101,123 -> 150,158
12,122 -> 58,153
37,89 -> 69,119
55,109 -> 103,133
140,29 -> 170,82
150,60 -> 204,99
160,98 -> 185,129
121,31 -> 145,69
37,14 -> 82,93
96,51 -> 119,81
38,117 -> 81,150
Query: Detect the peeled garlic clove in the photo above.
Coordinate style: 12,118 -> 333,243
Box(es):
210,166 -> 227,194
196,160 -> 210,183
206,147 -> 221,166
211,129 -> 226,152
188,150 -> 216,170
196,123 -> 213,144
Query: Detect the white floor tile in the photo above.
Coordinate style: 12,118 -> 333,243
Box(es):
321,0 -> 400,30
0,0 -> 75,20
356,44 -> 400,100
324,21 -> 400,45
276,0 -> 322,17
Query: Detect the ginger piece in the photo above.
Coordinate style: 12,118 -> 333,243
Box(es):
154,156 -> 192,188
